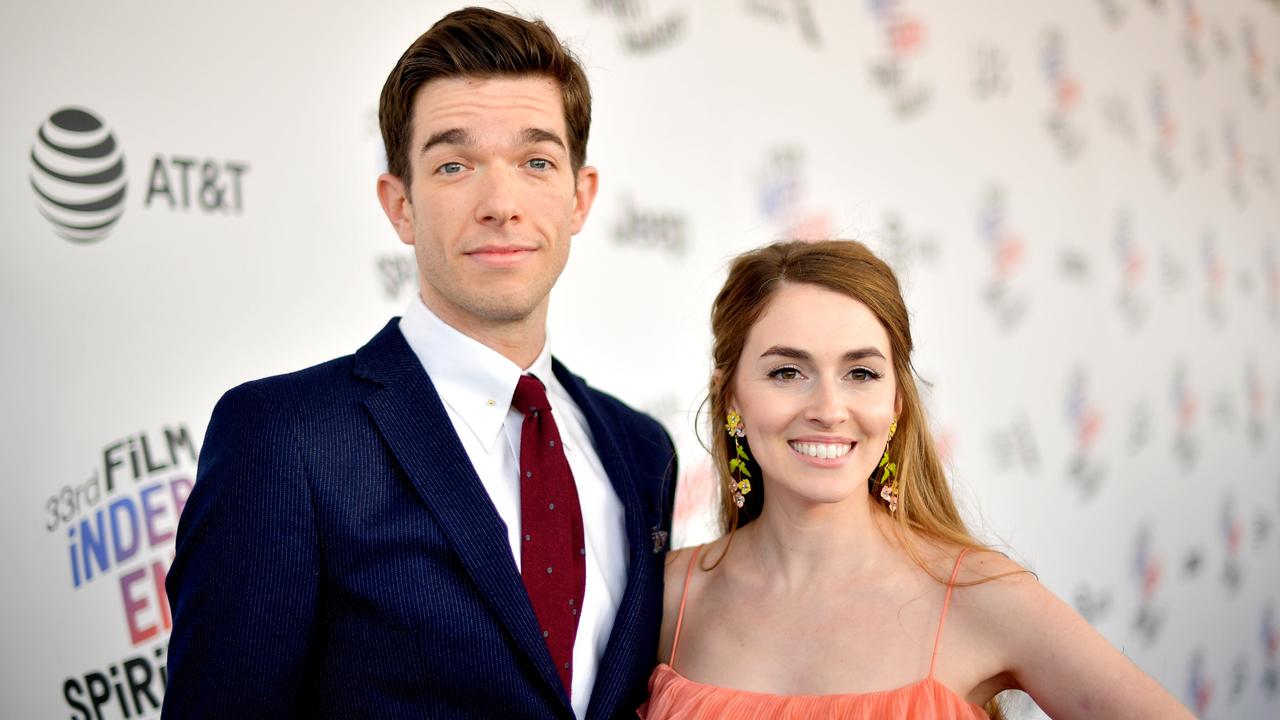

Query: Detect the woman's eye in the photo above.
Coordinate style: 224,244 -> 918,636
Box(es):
849,367 -> 883,382
768,367 -> 802,381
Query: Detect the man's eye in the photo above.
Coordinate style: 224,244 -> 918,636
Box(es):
528,158 -> 552,170
438,162 -> 465,174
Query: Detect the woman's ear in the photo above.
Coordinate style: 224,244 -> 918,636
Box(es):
713,369 -> 734,409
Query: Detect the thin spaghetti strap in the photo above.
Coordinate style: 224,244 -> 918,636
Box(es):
928,547 -> 970,678
668,546 -> 702,669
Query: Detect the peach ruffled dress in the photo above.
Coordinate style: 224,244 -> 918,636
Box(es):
638,548 -> 989,719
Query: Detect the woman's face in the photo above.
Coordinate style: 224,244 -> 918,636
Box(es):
730,282 -> 900,509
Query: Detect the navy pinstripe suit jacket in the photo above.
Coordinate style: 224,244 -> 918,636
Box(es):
163,319 -> 677,719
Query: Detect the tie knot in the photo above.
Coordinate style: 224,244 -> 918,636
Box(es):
513,374 -> 551,415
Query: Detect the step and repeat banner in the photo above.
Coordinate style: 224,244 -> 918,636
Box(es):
3,1 -> 1279,717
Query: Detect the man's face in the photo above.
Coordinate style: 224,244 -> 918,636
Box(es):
379,75 -> 598,332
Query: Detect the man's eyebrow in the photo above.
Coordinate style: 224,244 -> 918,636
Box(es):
759,346 -> 886,362
421,128 -> 471,155
520,127 -> 566,150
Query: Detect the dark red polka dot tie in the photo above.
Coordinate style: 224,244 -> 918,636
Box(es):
512,374 -> 585,696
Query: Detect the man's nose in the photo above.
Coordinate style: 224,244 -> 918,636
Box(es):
474,166 -> 521,226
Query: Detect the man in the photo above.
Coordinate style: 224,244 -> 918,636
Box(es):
163,8 -> 677,719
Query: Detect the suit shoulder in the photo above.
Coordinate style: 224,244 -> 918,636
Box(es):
238,354 -> 358,396
218,354 -> 363,412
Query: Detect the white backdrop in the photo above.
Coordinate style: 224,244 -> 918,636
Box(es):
3,1 -> 1279,718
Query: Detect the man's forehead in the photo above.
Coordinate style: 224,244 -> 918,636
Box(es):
411,75 -> 567,128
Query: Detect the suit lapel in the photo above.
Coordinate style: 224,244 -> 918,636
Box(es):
553,360 -> 655,720
354,321 -> 570,710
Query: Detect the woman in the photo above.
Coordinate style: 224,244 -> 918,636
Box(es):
640,241 -> 1191,719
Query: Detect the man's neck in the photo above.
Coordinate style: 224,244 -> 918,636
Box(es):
419,292 -> 548,370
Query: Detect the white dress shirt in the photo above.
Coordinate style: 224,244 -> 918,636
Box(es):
399,296 -> 628,718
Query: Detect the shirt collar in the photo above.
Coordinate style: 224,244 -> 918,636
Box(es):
399,295 -> 555,452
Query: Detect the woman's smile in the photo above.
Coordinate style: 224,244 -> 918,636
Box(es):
787,439 -> 855,463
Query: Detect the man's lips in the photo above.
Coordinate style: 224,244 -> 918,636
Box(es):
464,246 -> 537,268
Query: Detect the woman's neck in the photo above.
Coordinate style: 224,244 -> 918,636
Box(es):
736,494 -> 899,592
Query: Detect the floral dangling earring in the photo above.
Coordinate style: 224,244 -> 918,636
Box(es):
877,418 -> 900,514
725,411 -> 752,508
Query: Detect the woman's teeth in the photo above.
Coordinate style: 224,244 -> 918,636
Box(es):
788,441 -> 852,459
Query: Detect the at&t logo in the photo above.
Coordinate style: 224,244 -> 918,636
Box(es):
29,105 -> 251,245
29,108 -> 127,243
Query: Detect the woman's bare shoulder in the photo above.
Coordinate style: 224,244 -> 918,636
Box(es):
663,538 -> 730,608
951,548 -> 1044,608
658,538 -> 725,664
942,547 -> 1082,672
903,543 -> 1047,634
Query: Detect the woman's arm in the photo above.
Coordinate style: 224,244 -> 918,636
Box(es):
960,552 -> 1194,720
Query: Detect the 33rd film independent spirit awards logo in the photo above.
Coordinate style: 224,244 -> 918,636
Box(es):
46,425 -> 198,719
29,106 -> 250,244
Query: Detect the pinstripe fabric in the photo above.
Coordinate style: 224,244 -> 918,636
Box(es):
163,319 -> 677,720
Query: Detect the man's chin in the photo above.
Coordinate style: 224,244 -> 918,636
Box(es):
449,294 -> 545,326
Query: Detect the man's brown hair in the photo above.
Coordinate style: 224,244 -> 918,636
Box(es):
379,7 -> 592,187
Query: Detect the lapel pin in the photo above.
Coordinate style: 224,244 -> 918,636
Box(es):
650,528 -> 668,554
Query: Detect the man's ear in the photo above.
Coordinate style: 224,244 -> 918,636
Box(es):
377,173 -> 415,246
569,165 -> 599,235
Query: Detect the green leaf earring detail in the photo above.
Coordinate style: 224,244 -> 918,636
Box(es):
877,418 -> 900,514
725,411 -> 752,508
